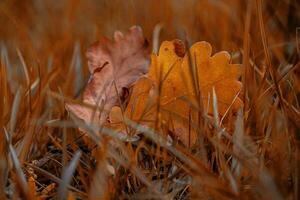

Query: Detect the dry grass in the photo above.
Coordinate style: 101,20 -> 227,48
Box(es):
0,0 -> 299,199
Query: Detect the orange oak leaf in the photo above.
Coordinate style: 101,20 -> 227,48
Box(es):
110,40 -> 243,146
119,40 -> 186,124
166,41 -> 243,145
181,41 -> 243,114
66,26 -> 150,126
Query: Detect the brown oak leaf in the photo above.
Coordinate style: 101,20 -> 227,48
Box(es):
109,40 -> 243,146
66,26 -> 150,126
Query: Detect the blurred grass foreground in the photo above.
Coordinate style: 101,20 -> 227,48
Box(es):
0,0 -> 299,199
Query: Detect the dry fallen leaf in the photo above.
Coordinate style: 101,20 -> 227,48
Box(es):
121,40 -> 186,123
66,26 -> 150,126
111,40 -> 243,146
169,41 -> 242,145
184,41 -> 243,114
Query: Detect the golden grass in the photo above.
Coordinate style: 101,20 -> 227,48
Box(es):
0,0 -> 299,199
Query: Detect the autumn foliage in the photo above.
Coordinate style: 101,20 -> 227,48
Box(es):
0,0 -> 299,199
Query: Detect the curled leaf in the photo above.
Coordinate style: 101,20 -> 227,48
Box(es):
66,26 -> 150,126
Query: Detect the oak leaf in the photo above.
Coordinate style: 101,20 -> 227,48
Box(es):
66,26 -> 150,126
111,40 -> 243,146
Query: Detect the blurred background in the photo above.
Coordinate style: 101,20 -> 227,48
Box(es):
0,0 -> 299,96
